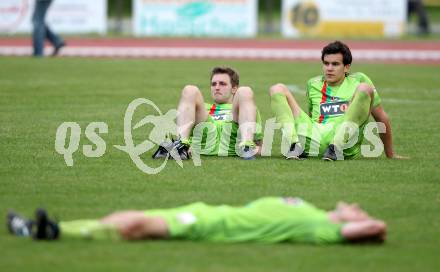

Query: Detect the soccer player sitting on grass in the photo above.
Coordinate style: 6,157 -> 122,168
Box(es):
270,41 -> 407,160
7,196 -> 386,244
152,66 -> 262,160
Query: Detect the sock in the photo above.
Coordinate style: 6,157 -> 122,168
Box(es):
238,140 -> 256,148
270,93 -> 298,143
333,91 -> 372,148
59,220 -> 121,241
180,138 -> 191,146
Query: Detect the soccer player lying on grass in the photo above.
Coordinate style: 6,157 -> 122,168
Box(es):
7,197 -> 386,244
270,40 -> 407,160
152,66 -> 263,160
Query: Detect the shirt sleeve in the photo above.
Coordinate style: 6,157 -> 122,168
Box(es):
314,221 -> 345,244
302,220 -> 345,244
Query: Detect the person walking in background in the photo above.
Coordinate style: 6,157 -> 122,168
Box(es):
32,0 -> 66,57
408,0 -> 431,35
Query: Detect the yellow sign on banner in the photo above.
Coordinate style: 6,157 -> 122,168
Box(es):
282,0 -> 406,38
425,0 -> 440,6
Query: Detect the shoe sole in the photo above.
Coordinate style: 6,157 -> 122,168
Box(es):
322,157 -> 336,161
6,211 -> 20,234
285,155 -> 306,160
152,153 -> 168,159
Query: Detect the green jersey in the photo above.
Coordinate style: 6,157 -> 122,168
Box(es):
190,103 -> 263,156
206,103 -> 234,122
307,72 -> 381,124
145,197 -> 344,244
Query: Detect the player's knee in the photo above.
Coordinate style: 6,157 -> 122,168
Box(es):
119,225 -> 139,240
181,85 -> 201,99
269,83 -> 288,96
236,86 -> 254,100
356,83 -> 374,98
118,217 -> 150,240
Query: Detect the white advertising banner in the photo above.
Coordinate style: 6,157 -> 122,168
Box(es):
133,0 -> 257,37
282,0 -> 407,37
0,0 -> 107,34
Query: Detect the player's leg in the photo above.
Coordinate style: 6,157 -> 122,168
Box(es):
7,209 -> 169,241
60,211 -> 168,241
324,83 -> 375,160
177,85 -> 209,142
344,83 -> 375,126
232,86 -> 257,145
154,85 -> 209,160
231,86 -> 258,159
100,211 -> 169,240
269,83 -> 306,158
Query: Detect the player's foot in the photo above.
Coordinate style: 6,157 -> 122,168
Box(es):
33,208 -> 60,240
285,142 -> 307,160
168,139 -> 191,160
322,144 -> 344,161
238,141 -> 257,160
152,141 -> 174,159
7,210 -> 33,237
7,209 -> 59,240
51,41 -> 66,57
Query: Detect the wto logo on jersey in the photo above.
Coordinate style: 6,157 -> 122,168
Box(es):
320,101 -> 349,116
211,112 -> 229,121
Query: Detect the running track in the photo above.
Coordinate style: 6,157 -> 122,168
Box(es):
1,37 -> 440,64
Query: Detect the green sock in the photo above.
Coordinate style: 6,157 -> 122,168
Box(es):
180,138 -> 191,146
334,91 -> 372,148
60,220 -> 121,241
238,140 -> 256,148
271,93 -> 298,143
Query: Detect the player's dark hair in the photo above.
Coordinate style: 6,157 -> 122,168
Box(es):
321,41 -> 352,65
211,67 -> 239,87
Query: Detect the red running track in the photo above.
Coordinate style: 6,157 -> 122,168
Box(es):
1,37 -> 440,64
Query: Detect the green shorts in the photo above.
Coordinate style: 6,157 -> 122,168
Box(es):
295,110 -> 365,159
191,116 -> 240,156
144,202 -> 226,240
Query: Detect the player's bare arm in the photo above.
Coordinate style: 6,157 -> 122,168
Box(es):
371,105 -> 409,159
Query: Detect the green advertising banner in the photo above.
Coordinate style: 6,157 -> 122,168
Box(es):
133,0 -> 257,37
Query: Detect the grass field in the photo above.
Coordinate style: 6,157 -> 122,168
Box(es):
1,56 -> 439,271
